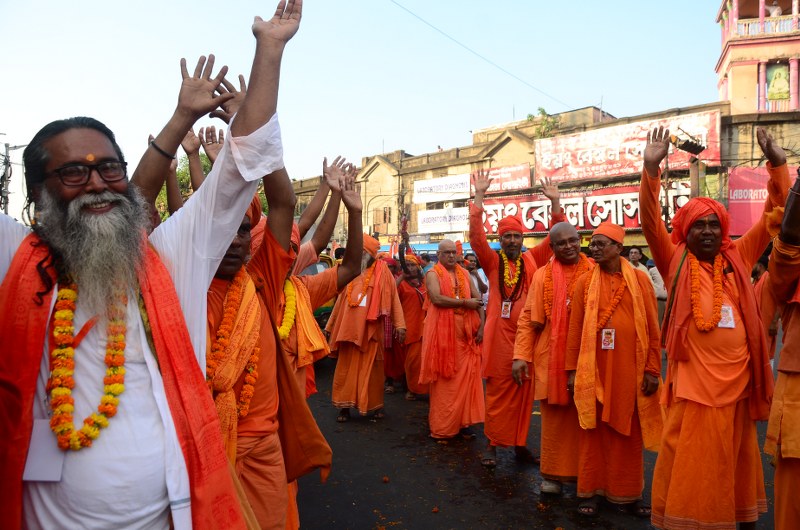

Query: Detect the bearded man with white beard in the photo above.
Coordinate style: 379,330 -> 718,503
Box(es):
0,2 -> 300,528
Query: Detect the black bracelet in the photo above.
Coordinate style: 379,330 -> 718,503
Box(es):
149,140 -> 176,160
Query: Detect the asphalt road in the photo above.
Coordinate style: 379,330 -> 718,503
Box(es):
298,356 -> 777,530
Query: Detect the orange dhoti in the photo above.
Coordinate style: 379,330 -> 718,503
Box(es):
651,398 -> 766,529
576,402 -> 645,502
236,433 -> 288,530
484,376 -> 534,447
429,313 -> 485,439
404,340 -> 429,395
767,372 -> 800,529
539,400 -> 580,482
332,339 -> 385,415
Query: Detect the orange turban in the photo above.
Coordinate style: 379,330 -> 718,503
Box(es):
246,194 -> 262,225
497,216 -> 524,236
592,222 -> 625,244
363,233 -> 380,258
455,240 -> 463,255
404,254 -> 421,266
670,197 -> 731,249
247,194 -> 266,254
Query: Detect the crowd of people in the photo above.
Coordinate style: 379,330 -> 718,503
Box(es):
1,2 -> 799,529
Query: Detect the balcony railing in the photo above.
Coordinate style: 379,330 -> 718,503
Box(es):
736,14 -> 794,37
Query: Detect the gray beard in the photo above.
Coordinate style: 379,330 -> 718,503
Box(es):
36,186 -> 148,315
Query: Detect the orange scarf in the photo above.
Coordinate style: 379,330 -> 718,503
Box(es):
663,244 -> 773,420
420,263 -> 479,383
573,260 -> 661,450
547,255 -> 592,405
207,274 -> 261,463
0,234 -> 247,530
287,276 -> 330,367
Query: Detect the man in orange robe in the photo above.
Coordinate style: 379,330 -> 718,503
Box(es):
513,222 -> 593,494
565,222 -> 662,518
642,126 -> 788,530
420,239 -> 486,439
470,169 -> 563,466
753,256 -> 781,359
397,250 -> 429,400
326,234 -> 406,421
765,173 -> 800,529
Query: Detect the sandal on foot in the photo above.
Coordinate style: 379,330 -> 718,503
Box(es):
616,500 -> 650,518
336,409 -> 350,423
514,447 -> 540,465
481,446 -> 497,468
404,391 -> 417,401
384,385 -> 395,394
459,427 -> 477,440
373,409 -> 386,419
577,497 -> 600,517
540,479 -> 562,494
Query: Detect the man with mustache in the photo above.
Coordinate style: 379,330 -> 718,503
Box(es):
642,126 -> 789,530
0,2 -> 300,528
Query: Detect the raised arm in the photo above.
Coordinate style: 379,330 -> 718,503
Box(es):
337,168 -> 364,290
131,55 -> 234,204
529,177 -> 562,267
640,126 -> 677,276
308,157 -> 348,253
769,173 -> 800,303
469,169 -> 499,271
180,129 -> 206,193
198,126 -> 224,168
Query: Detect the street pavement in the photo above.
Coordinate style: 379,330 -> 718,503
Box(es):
299,356 -> 777,529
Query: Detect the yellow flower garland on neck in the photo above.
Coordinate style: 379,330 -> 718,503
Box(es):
500,250 -> 522,288
689,253 -> 725,331
543,254 -> 591,319
47,283 -> 127,451
347,262 -> 376,307
278,279 -> 297,340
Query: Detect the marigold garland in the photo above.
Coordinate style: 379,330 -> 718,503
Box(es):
278,279 -> 297,340
347,262 -> 376,307
500,251 -> 522,288
206,268 -> 260,418
689,253 -> 725,331
47,283 -> 127,451
543,254 -> 591,319
584,273 -> 627,332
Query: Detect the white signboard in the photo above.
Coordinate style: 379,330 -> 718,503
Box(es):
417,207 -> 469,234
413,173 -> 471,204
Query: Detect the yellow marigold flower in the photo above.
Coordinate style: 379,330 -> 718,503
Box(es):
105,383 -> 125,396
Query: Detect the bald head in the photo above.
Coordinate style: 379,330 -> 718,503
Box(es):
549,221 -> 581,265
437,239 -> 457,270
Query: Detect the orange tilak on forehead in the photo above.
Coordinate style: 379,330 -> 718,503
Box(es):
85,153 -> 96,162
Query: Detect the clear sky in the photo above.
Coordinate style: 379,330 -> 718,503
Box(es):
1,1 -> 722,220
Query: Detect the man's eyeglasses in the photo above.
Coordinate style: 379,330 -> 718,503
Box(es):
588,240 -> 614,250
554,237 -> 580,249
48,161 -> 128,187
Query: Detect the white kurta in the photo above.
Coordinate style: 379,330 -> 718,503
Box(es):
0,114 -> 283,530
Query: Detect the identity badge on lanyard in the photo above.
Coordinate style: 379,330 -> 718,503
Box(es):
501,300 -> 512,319
23,419 -> 65,482
601,328 -> 615,350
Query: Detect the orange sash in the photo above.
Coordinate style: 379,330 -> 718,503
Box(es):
288,276 -> 330,366
0,234 -> 247,529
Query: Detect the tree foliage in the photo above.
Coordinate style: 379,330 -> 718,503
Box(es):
527,107 -> 561,139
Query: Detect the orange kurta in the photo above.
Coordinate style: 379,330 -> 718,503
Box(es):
207,228 -> 293,530
754,271 -> 780,359
469,204 -> 563,447
765,238 -> 800,529
420,264 -> 485,438
565,264 -> 662,502
641,165 -> 789,529
397,279 -> 429,395
327,261 -> 405,415
514,257 -> 592,481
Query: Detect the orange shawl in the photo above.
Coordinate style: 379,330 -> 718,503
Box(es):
207,274 -> 262,463
0,234 -> 247,530
547,254 -> 592,405
287,276 -> 330,367
573,260 -> 661,450
420,263 -> 480,383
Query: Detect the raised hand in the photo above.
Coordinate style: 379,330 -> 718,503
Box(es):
473,169 -> 493,195
539,177 -> 559,201
340,163 -> 362,212
253,0 -> 302,44
643,126 -> 671,177
757,127 -> 787,167
210,74 -> 247,124
181,129 -> 201,156
322,156 -> 347,194
177,55 -> 235,120
199,126 -> 225,164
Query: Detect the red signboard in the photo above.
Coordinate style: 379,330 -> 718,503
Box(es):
534,110 -> 721,183
480,181 -> 691,235
469,163 -> 531,195
728,166 -> 797,236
